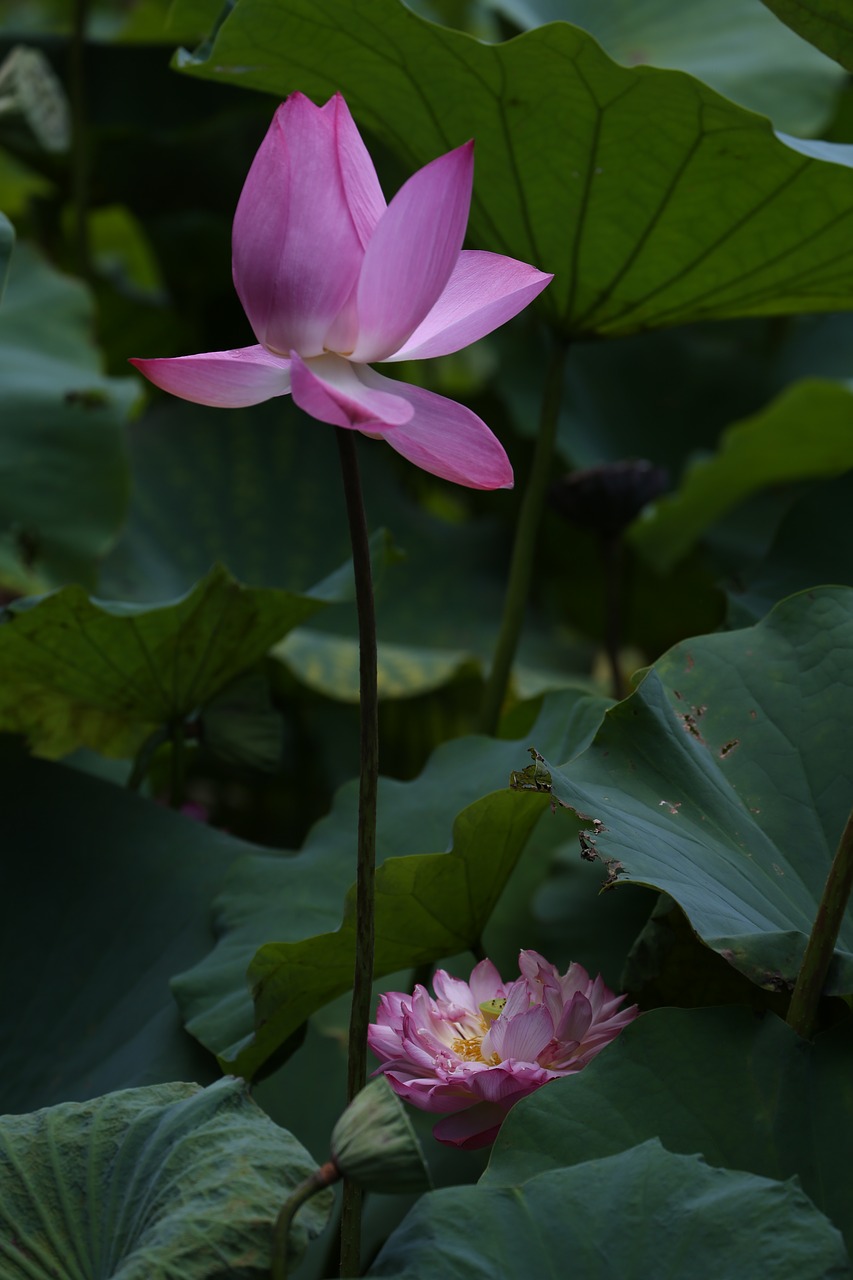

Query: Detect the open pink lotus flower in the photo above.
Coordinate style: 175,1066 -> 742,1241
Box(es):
368,950 -> 638,1150
130,93 -> 552,490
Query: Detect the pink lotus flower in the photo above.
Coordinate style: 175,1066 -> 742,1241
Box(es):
368,950 -> 637,1150
130,93 -> 552,490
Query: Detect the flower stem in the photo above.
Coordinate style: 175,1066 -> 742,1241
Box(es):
601,534 -> 626,700
69,0 -> 92,281
786,805 -> 853,1039
126,725 -> 169,791
169,721 -> 187,809
271,1161 -> 341,1280
335,428 -> 379,1278
478,336 -> 569,735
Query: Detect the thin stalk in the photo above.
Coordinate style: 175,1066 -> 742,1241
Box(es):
69,0 -> 92,281
478,336 -> 569,735
786,806 -> 853,1039
126,725 -> 169,791
169,721 -> 187,810
601,534 -> 626,700
271,1161 -> 340,1280
335,428 -> 379,1278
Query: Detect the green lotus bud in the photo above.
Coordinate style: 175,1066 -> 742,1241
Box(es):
330,1077 -> 431,1194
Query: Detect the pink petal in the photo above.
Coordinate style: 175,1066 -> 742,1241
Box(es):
501,981 -> 532,1020
356,368 -> 513,489
331,93 -> 386,249
367,1023 -> 406,1061
386,250 -> 552,362
383,1071 -> 475,1114
519,950 -> 560,985
290,353 -> 413,430
232,94 -> 365,358
373,991 -> 411,1027
349,142 -> 475,363
129,346 -> 291,408
468,958 -> 505,1005
487,1005 -> 554,1064
555,992 -> 594,1044
432,970 -> 478,1012
432,1102 -> 508,1150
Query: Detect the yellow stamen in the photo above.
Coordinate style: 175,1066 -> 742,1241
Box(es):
449,1032 -> 501,1066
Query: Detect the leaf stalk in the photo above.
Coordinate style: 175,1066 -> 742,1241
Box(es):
786,806 -> 853,1038
478,334 -> 569,734
271,1160 -> 340,1280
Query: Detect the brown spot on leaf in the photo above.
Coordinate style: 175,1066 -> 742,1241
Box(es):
681,713 -> 704,741
719,739 -> 740,758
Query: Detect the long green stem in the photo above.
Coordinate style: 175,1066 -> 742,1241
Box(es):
169,721 -> 187,809
126,725 -> 169,791
335,428 -> 379,1278
271,1161 -> 340,1280
601,534 -> 626,700
69,0 -> 91,281
478,336 -> 569,735
786,805 -> 853,1039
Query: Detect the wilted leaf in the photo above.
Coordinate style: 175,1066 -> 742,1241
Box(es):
0,1077 -> 332,1278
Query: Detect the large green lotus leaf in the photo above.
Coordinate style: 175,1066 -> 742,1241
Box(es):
631,379 -> 853,572
0,0 -> 214,41
532,586 -> 853,992
0,743 -> 251,1114
759,0 -> 853,71
728,471 -> 853,625
242,789 -> 546,1076
0,243 -> 136,593
175,0 -> 853,335
0,1077 -> 332,1279
0,563 -> 333,759
491,0 -> 845,135
485,1006 -> 853,1256
172,688 -> 610,1073
368,1138 -> 848,1278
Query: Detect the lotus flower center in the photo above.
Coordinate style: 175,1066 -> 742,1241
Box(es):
450,1015 -> 501,1065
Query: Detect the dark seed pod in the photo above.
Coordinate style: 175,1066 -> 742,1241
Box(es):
549,460 -> 669,539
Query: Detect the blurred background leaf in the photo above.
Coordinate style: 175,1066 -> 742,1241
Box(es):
0,243 -> 135,594
630,378 -> 853,572
758,0 -> 853,72
0,742 -> 237,1113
